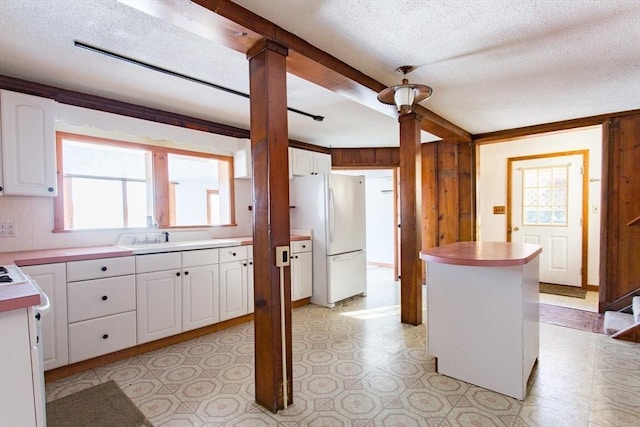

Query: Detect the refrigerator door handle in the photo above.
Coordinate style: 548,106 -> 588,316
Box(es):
332,251 -> 364,262
329,188 -> 335,244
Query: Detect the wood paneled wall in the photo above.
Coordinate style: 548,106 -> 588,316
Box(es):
331,143 -> 475,251
600,113 -> 640,311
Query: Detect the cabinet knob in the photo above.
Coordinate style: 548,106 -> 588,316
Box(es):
101,295 -> 108,301
101,266 -> 107,272
176,272 -> 181,277
249,261 -> 253,265
0,186 -> 3,192
232,252 -> 237,256
102,334 -> 109,340
243,263 -> 247,267
184,271 -> 189,276
302,245 -> 306,248
48,187 -> 54,192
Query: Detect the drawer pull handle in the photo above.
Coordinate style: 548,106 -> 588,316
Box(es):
101,266 -> 107,272
302,245 -> 306,248
101,295 -> 108,301
184,271 -> 189,276
102,334 -> 109,340
176,272 -> 181,277
232,252 -> 237,256
243,263 -> 247,267
48,187 -> 54,192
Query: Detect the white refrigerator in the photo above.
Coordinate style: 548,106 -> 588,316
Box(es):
290,173 -> 367,308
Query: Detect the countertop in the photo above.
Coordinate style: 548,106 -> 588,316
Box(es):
420,241 -> 542,267
0,235 -> 310,313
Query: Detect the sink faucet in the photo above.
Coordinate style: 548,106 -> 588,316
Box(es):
162,231 -> 170,242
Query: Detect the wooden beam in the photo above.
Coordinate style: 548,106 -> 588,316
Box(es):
399,112 -> 423,325
247,38 -> 293,412
151,0 -> 473,142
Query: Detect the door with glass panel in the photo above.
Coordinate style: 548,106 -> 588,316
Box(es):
508,152 -> 586,287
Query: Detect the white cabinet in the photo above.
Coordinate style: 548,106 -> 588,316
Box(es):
135,252 -> 181,344
182,249 -> 220,331
218,245 -> 249,321
290,147 -> 331,176
66,256 -> 136,363
20,263 -> 68,370
234,139 -> 251,179
291,240 -> 313,301
0,90 -> 57,196
247,246 -> 254,314
0,307 -> 43,427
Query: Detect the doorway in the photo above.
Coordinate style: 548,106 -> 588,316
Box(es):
507,151 -> 588,288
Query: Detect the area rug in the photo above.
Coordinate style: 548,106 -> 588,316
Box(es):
46,380 -> 153,427
540,282 -> 587,299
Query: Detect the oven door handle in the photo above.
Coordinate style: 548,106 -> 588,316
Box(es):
30,280 -> 51,314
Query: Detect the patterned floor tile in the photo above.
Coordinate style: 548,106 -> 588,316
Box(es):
45,267 -> 640,426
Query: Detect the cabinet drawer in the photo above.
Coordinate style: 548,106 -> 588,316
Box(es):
67,257 -> 135,282
292,240 -> 312,253
219,246 -> 248,263
182,248 -> 219,268
68,311 -> 136,363
67,275 -> 136,323
135,252 -> 181,273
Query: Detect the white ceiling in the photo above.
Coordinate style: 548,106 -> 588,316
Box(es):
1,0 -> 639,148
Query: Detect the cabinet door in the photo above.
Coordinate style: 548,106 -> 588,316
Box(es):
292,251 -> 313,300
182,264 -> 219,331
0,90 -> 57,196
290,148 -> 314,176
314,152 -> 332,174
136,270 -> 181,344
219,261 -> 247,321
246,260 -> 254,314
20,263 -> 68,370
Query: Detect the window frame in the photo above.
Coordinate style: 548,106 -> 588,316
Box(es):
54,132 -> 236,231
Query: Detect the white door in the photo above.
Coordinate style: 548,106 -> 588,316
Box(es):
510,154 -> 584,286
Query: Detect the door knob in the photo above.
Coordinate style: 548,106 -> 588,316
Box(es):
513,227 -> 520,231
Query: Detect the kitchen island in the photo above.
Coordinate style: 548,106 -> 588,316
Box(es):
420,241 -> 542,400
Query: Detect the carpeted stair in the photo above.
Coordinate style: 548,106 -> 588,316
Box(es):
604,296 -> 640,342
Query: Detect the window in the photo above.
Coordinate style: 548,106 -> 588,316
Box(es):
522,165 -> 569,226
55,133 -> 235,231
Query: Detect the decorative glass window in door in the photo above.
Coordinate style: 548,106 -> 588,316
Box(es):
522,165 -> 568,226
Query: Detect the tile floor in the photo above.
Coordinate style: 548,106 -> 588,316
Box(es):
46,267 -> 640,426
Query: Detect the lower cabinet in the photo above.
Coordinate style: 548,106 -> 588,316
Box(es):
182,263 -> 219,331
68,311 -> 136,363
136,269 -> 182,344
219,259 -> 248,321
20,263 -> 68,370
291,240 -> 313,301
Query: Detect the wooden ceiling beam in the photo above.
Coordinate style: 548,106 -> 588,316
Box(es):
143,0 -> 472,143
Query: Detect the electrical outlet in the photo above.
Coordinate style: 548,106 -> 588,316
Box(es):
0,223 -> 16,238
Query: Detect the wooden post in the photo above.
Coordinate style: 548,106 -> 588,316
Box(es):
399,112 -> 423,325
247,39 -> 293,412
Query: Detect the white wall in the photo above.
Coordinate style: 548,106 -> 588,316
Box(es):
0,105 -> 254,253
477,126 -> 602,286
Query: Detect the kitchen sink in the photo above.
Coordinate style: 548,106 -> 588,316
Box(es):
119,239 -> 238,255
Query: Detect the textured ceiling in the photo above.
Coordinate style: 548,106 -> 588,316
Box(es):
1,0 -> 639,148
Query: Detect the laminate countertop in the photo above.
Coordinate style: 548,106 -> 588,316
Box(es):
0,235 -> 311,313
420,241 -> 542,267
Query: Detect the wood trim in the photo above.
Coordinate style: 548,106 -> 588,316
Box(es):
393,167 -> 400,281
474,110 -> 640,144
506,150 -> 589,288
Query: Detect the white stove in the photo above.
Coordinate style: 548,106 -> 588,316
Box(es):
0,265 -> 29,286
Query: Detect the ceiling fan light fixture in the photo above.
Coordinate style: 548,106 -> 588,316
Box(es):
377,66 -> 433,113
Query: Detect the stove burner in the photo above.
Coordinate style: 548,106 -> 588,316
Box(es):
0,275 -> 13,283
0,266 -> 7,274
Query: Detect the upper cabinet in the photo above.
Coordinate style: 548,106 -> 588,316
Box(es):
290,147 -> 331,176
233,139 -> 251,179
0,90 -> 57,196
